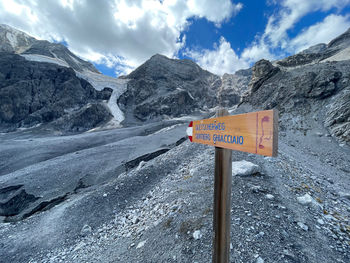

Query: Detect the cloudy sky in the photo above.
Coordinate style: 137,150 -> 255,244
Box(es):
1,0 -> 350,77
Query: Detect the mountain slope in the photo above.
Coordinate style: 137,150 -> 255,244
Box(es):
241,49 -> 350,145
0,24 -> 128,131
276,28 -> 350,68
0,24 -> 98,73
0,52 -> 112,132
118,54 -> 221,124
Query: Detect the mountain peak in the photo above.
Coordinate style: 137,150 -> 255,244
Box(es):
327,27 -> 350,49
0,24 -> 99,73
151,53 -> 167,58
0,24 -> 35,53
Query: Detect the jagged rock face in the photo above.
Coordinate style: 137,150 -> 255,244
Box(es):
242,59 -> 350,144
0,24 -> 36,53
249,59 -> 280,93
217,69 -> 251,107
22,40 -> 99,73
118,54 -> 221,123
0,24 -> 99,73
276,53 -> 323,67
276,28 -> 350,68
300,43 -> 327,54
328,28 -> 350,50
52,103 -> 113,133
0,52 -> 112,132
324,87 -> 350,143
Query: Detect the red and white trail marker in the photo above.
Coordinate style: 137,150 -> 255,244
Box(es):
186,121 -> 193,142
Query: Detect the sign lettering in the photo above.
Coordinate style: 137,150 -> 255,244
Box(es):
187,109 -> 278,157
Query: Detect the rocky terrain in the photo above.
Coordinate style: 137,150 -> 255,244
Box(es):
217,69 -> 252,108
242,45 -> 350,145
0,52 -> 113,132
0,24 -> 98,73
0,24 -> 127,132
118,54 -> 221,124
0,25 -> 350,263
275,28 -> 350,68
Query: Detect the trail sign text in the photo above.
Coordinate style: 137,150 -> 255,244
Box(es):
187,109 -> 278,157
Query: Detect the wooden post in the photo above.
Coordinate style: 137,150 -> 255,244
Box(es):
212,108 -> 232,263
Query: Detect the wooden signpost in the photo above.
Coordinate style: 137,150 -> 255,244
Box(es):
186,109 -> 278,263
187,109 -> 278,157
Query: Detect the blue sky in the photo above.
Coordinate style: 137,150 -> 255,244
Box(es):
1,0 -> 350,77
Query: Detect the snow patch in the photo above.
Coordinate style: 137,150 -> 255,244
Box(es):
187,90 -> 195,100
76,70 -> 128,123
21,54 -> 70,68
154,124 -> 182,134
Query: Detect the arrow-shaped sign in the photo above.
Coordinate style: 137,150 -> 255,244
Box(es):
187,109 -> 278,157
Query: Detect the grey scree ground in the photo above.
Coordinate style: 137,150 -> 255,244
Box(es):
1,120 -> 349,263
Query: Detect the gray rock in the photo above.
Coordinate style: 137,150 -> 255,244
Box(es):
300,43 -> 327,55
324,87 -> 350,144
297,193 -> 313,205
297,222 -> 309,231
217,69 -> 252,107
136,240 -> 146,249
52,103 -> 113,133
265,194 -> 274,199
317,219 -> 325,225
80,224 -> 92,237
277,52 -> 322,67
193,230 -> 202,240
232,160 -> 260,176
339,192 -> 350,200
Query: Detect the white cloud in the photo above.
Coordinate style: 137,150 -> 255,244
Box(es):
222,0 -> 350,75
290,14 -> 350,52
264,0 -> 350,48
0,0 -> 242,75
189,0 -> 350,76
185,37 -> 249,75
187,0 -> 242,24
241,41 -> 276,65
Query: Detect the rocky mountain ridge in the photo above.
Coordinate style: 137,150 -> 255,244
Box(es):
118,54 -> 221,124
275,28 -> 350,68
0,24 -> 128,132
0,24 -> 98,73
0,52 -> 113,132
240,28 -> 350,145
0,24 -> 350,145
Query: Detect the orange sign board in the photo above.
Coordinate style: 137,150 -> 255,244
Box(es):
187,109 -> 278,157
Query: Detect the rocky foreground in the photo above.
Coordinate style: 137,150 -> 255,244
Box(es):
1,113 -> 349,262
